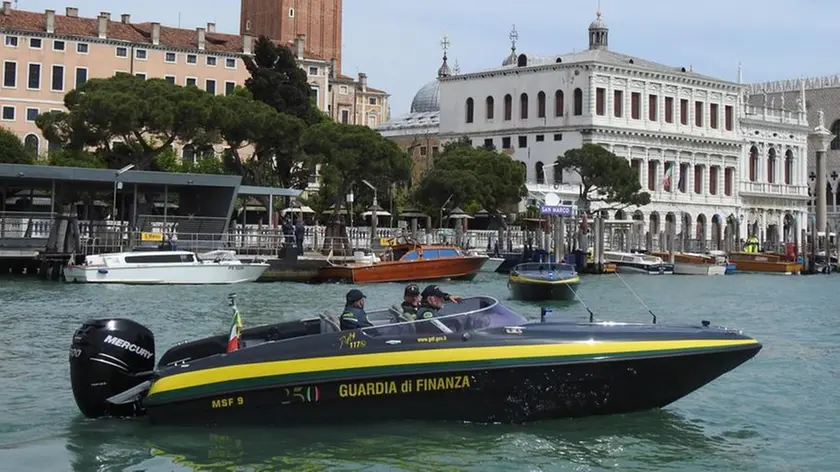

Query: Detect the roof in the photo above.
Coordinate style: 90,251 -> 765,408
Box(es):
410,80 -> 440,113
0,7 -> 323,56
238,185 -> 302,197
0,163 -> 242,188
377,111 -> 439,133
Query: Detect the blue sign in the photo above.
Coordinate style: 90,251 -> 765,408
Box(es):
540,205 -> 573,216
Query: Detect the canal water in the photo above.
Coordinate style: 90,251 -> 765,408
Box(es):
0,272 -> 836,471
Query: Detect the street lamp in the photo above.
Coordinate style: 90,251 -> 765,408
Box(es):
361,179 -> 378,245
112,164 -> 134,222
440,193 -> 454,230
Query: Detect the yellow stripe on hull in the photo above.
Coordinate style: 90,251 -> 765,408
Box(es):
509,275 -> 581,285
147,339 -> 759,396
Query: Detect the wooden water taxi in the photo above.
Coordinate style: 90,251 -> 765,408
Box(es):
650,252 -> 728,276
727,252 -> 801,275
315,237 -> 488,284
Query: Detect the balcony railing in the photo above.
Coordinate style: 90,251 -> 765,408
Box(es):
740,181 -> 808,197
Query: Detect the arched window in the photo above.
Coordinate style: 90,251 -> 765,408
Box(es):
520,93 -> 528,119
831,120 -> 840,150
749,145 -> 758,182
517,54 -> 527,67
485,96 -> 494,120
23,134 -> 39,155
465,97 -> 474,123
784,149 -> 794,185
767,147 -> 776,183
537,91 -> 546,118
535,161 -> 545,184
503,94 -> 512,121
554,90 -> 564,117
573,88 -> 583,116
183,144 -> 196,164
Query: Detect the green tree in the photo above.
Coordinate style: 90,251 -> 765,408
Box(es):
554,143 -> 650,212
216,89 -> 310,188
303,122 -> 412,231
0,128 -> 34,164
36,73 -> 219,170
414,143 -> 527,227
244,36 -> 326,126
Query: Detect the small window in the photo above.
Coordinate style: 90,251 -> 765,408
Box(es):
50,65 -> 64,91
53,40 -> 65,51
225,81 -> 236,95
186,54 -> 197,64
289,8 -> 295,17
115,46 -> 127,58
25,108 -> 38,122
225,57 -> 236,69
75,67 -> 87,87
206,56 -> 217,66
124,254 -> 194,264
29,38 -> 42,49
1,106 -> 14,120
185,77 -> 197,87
518,136 -> 527,148
502,137 -> 511,148
536,134 -> 545,142
309,66 -> 318,75
205,79 -> 216,94
5,36 -> 18,47
553,133 -> 563,141
339,85 -> 348,94
340,109 -> 350,123
484,138 -> 494,148
135,49 -> 147,60
135,73 -> 146,80
76,43 -> 89,54
164,75 -> 176,84
27,63 -> 40,90
165,52 -> 176,63
3,61 -> 15,88
420,146 -> 427,156
369,97 -> 377,105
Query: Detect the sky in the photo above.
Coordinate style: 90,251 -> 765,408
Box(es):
15,0 -> 840,117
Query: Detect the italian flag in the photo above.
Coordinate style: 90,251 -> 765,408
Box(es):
226,309 -> 243,353
663,164 -> 674,190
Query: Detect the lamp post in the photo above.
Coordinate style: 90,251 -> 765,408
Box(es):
112,164 -> 134,250
361,179 -> 377,247
440,193 -> 454,230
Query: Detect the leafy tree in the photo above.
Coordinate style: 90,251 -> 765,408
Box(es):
0,128 -> 34,164
303,122 -> 412,247
244,36 -> 326,126
216,89 -> 310,188
155,147 -> 223,174
46,149 -> 105,168
414,143 -> 527,227
554,143 -> 650,212
36,73 -> 219,170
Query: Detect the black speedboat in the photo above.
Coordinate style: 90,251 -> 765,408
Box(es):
69,295 -> 762,426
508,262 -> 581,301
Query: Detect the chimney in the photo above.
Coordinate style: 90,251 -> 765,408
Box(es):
66,7 -> 78,17
151,22 -> 160,45
45,9 -> 55,33
329,58 -> 336,78
97,14 -> 108,39
242,34 -> 253,54
293,34 -> 305,59
207,22 -> 216,33
99,11 -> 110,20
197,27 -> 205,50
120,13 -> 130,24
2,2 -> 10,15
358,72 -> 367,89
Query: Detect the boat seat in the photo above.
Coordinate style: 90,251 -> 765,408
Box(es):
319,314 -> 341,333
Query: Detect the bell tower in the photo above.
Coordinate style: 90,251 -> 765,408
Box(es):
588,9 -> 608,50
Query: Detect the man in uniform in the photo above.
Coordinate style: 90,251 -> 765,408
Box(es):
399,284 -> 421,320
416,285 -> 463,319
340,289 -> 372,330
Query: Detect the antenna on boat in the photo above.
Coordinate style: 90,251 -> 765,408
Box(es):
566,282 -> 596,322
613,273 -> 657,324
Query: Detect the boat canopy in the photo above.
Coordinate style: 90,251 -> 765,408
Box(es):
362,296 -> 528,338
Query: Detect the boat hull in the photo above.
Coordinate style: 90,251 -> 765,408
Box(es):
316,256 -> 487,284
613,262 -> 674,275
143,342 -> 761,426
63,263 -> 269,284
481,257 -> 505,273
508,278 -> 580,301
673,262 -> 727,276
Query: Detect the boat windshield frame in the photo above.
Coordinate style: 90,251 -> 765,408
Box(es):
360,296 -> 529,338
513,262 -> 576,273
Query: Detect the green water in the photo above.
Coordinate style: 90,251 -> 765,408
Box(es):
0,272 -> 836,471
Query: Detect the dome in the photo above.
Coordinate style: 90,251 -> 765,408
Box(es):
502,52 -> 517,67
589,10 -> 606,29
410,80 -> 440,113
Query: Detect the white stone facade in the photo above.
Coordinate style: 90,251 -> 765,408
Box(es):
433,14 -> 810,251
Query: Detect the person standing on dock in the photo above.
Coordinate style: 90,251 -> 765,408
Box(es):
294,219 -> 305,255
340,289 -> 372,330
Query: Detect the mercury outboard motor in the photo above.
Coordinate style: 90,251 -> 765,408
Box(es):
69,318 -> 155,418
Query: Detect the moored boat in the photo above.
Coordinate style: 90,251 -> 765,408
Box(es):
63,249 -> 269,284
68,294 -> 762,426
315,237 -> 487,284
508,262 -> 581,301
650,252 -> 727,276
727,252 -> 801,275
603,251 -> 674,275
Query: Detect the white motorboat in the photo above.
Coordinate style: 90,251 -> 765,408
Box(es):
466,249 -> 505,272
673,252 -> 728,276
603,251 -> 674,275
64,250 -> 269,285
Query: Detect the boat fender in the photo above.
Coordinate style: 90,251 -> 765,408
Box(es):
701,320 -> 710,327
461,333 -> 470,342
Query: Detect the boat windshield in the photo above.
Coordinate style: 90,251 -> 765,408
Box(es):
362,296 -> 528,338
514,262 -> 575,273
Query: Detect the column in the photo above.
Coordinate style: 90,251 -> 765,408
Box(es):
809,114 -> 832,239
